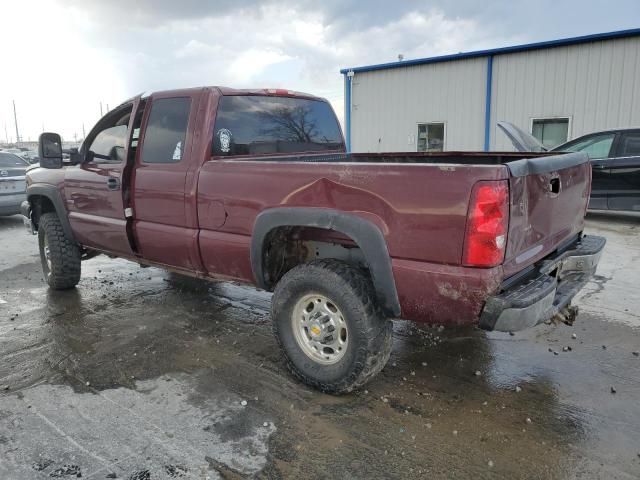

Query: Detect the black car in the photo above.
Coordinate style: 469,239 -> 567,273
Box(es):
498,123 -> 640,212
552,129 -> 640,211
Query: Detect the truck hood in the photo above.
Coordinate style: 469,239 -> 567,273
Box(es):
498,121 -> 547,152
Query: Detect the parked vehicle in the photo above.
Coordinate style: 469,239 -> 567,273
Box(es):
18,150 -> 41,164
1,148 -> 25,156
499,122 -> 640,212
0,152 -> 29,216
21,87 -> 604,393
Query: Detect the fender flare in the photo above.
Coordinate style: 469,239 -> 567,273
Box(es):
251,207 -> 401,317
26,184 -> 77,243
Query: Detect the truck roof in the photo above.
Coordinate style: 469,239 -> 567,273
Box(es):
134,86 -> 325,102
215,87 -> 325,101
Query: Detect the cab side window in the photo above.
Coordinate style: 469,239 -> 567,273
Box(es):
89,125 -> 128,163
141,97 -> 191,164
87,109 -> 132,163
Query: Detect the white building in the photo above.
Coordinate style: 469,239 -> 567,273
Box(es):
341,28 -> 640,152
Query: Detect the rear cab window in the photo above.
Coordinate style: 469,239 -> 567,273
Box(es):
212,95 -> 343,157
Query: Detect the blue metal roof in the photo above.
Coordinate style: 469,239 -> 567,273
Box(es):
340,27 -> 640,74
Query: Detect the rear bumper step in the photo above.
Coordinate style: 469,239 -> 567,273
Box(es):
480,235 -> 606,332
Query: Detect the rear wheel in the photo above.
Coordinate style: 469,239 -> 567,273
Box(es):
271,259 -> 393,394
38,213 -> 81,290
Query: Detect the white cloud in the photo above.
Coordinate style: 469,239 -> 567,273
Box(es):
175,39 -> 222,58
2,0 -> 638,141
0,0 -> 127,143
228,49 -> 293,83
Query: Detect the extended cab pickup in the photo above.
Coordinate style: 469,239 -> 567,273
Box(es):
22,87 -> 605,393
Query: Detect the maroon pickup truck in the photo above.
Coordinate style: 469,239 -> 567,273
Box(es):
22,87 -> 605,393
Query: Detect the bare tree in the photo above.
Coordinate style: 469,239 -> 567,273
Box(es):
258,105 -> 319,143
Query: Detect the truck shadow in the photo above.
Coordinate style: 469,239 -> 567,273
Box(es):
0,214 -> 24,231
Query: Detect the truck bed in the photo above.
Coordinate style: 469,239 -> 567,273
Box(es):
200,150 -> 590,322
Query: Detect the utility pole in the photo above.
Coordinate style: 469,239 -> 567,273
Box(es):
100,102 -> 103,116
4,124 -> 8,144
106,103 -> 109,112
82,124 -> 86,140
13,100 -> 20,146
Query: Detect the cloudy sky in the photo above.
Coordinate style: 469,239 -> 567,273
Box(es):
1,0 -> 639,143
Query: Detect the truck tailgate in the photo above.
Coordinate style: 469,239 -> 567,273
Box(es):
502,152 -> 592,278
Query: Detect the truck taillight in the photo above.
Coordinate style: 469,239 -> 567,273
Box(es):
462,180 -> 509,267
266,89 -> 291,96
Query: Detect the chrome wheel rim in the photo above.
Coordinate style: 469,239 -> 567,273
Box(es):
43,234 -> 52,271
291,293 -> 349,365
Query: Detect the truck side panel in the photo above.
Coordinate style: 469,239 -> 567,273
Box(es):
392,259 -> 502,323
196,159 -> 508,322
197,160 -> 508,263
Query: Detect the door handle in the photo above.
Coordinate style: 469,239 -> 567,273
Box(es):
592,164 -> 607,170
107,177 -> 120,190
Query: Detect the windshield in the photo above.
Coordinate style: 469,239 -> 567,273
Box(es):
0,152 -> 28,167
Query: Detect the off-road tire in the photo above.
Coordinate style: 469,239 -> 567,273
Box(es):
38,212 -> 81,290
271,259 -> 393,394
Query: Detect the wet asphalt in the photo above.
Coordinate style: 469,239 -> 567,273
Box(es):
0,212 -> 639,479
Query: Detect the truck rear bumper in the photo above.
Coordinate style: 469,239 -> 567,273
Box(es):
479,235 -> 606,332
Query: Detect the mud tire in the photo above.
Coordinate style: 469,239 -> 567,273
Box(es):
38,212 -> 81,290
271,259 -> 393,394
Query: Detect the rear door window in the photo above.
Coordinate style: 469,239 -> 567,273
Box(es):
212,95 -> 343,156
141,97 -> 192,164
619,132 -> 640,157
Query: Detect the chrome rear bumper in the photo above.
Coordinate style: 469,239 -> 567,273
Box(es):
480,235 -> 606,332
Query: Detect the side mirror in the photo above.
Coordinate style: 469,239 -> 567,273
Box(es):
38,132 -> 63,169
68,148 -> 82,165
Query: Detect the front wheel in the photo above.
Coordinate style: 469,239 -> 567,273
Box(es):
38,213 -> 81,290
271,260 -> 393,394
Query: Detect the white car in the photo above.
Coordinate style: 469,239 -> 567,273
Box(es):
0,152 -> 29,216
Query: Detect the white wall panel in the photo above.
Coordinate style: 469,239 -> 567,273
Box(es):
349,35 -> 640,153
350,58 -> 487,152
490,36 -> 640,150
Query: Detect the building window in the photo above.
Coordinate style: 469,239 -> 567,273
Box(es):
417,123 -> 445,152
531,118 -> 569,149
